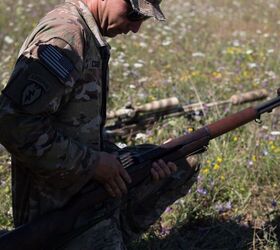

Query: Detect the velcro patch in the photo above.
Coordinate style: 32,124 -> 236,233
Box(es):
38,44 -> 74,81
2,59 -> 65,114
21,81 -> 45,105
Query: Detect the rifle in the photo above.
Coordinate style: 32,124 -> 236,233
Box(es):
106,89 -> 268,139
0,89 -> 279,250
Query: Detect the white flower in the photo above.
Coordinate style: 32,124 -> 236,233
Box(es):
134,63 -> 143,68
247,63 -> 257,69
192,52 -> 205,58
135,133 -> 147,140
267,49 -> 274,54
246,49 -> 253,55
4,36 -> 14,45
162,39 -> 172,46
233,40 -> 240,47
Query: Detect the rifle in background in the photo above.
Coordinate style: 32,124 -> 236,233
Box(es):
106,89 -> 268,139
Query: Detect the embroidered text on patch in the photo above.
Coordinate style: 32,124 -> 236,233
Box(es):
38,44 -> 74,81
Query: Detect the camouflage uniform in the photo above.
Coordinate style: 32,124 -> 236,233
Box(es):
0,0 -> 199,249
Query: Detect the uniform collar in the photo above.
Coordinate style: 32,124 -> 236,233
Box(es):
65,0 -> 109,48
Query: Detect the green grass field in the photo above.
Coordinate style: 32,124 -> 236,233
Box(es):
0,0 -> 280,249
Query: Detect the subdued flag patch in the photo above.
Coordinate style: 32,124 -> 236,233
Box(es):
38,44 -> 74,81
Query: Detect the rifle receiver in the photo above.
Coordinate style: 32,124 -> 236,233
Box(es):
256,95 -> 280,115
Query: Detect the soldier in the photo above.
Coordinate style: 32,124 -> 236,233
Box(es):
0,0 -> 199,249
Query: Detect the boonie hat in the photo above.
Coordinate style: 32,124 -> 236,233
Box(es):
128,0 -> 166,21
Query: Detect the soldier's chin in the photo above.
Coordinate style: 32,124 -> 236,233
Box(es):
105,29 -> 121,38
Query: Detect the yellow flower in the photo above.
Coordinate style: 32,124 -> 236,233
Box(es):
202,168 -> 209,174
252,155 -> 256,162
220,175 -> 225,181
233,136 -> 238,142
213,164 -> 220,170
212,71 -> 222,79
216,156 -> 223,164
187,127 -> 194,133
191,71 -> 200,77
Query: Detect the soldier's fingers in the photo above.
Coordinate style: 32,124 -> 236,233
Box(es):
150,167 -> 160,182
115,175 -> 127,194
104,183 -> 116,198
158,159 -> 171,176
119,166 -> 132,184
152,162 -> 165,179
108,180 -> 122,197
167,162 -> 177,172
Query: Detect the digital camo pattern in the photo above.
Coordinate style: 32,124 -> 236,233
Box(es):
0,0 -> 110,226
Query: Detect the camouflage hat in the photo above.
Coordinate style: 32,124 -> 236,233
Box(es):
128,0 -> 166,21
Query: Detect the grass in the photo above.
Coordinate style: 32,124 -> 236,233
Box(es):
0,0 -> 280,249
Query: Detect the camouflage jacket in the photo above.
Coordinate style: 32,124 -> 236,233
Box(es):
0,0 -> 110,226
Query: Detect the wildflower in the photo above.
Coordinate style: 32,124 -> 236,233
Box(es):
213,164 -> 220,170
162,39 -> 172,46
192,52 -> 205,58
262,149 -> 268,156
216,157 -> 223,164
135,133 -> 147,140
248,63 -> 257,69
187,127 -> 194,133
160,226 -> 170,236
202,168 -> 209,174
233,136 -> 238,142
233,40 -> 240,47
246,49 -> 254,55
4,36 -> 14,45
197,187 -> 207,195
272,200 -> 277,208
134,63 -> 143,68
165,206 -> 173,213
247,160 -> 254,167
220,175 -> 225,181
215,201 -> 232,213
212,71 -> 222,79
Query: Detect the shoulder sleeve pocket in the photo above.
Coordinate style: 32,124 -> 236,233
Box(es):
2,58 -> 67,115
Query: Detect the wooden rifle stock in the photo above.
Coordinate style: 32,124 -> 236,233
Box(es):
0,91 -> 279,250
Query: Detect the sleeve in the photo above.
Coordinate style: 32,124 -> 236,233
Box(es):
0,37 -> 100,190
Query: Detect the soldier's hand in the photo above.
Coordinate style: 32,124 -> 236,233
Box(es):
150,159 -> 177,182
93,152 -> 132,197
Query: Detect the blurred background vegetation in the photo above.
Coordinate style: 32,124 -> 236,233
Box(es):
0,0 -> 280,249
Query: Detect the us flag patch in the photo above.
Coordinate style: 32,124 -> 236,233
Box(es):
38,44 -> 74,81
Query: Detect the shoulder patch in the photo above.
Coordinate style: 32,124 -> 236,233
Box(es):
38,44 -> 74,81
21,73 -> 48,106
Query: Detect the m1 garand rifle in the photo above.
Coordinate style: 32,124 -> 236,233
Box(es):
106,89 -> 268,139
0,89 -> 279,250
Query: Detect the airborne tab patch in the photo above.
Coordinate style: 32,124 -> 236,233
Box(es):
38,44 -> 74,81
